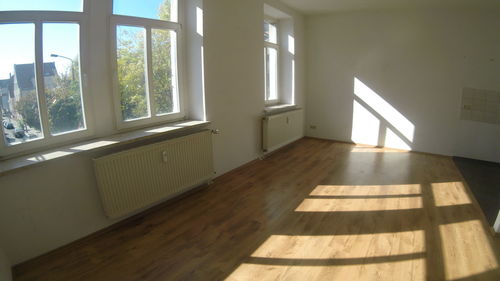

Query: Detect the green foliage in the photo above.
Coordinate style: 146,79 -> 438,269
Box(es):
14,61 -> 84,134
12,0 -> 176,134
45,70 -> 84,134
152,29 -> 174,115
15,90 -> 41,131
117,27 -> 148,120
117,0 -> 175,120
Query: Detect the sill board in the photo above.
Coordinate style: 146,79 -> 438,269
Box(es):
0,120 -> 210,176
264,104 -> 299,116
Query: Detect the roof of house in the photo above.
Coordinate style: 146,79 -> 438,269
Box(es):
0,79 -> 10,89
14,63 -> 57,91
0,78 -> 13,98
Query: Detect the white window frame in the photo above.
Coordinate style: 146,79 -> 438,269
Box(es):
110,0 -> 185,130
264,20 -> 279,105
0,3 -> 93,158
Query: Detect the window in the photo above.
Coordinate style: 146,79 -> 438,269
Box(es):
112,0 -> 182,128
264,21 -> 278,104
0,1 -> 90,155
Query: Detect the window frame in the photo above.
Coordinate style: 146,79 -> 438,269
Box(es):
110,0 -> 186,130
264,20 -> 279,105
0,3 -> 94,158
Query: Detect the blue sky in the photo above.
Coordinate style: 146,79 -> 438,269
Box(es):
0,0 -> 168,79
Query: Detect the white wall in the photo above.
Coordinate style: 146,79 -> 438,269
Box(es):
305,8 -> 500,162
0,0 -> 305,265
204,0 -> 306,175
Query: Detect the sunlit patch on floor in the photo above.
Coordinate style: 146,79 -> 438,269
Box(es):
295,197 -> 423,212
439,220 -> 498,280
309,184 -> 422,196
431,182 -> 472,207
226,232 -> 426,280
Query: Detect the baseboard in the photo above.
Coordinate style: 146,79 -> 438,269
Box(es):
304,136 -> 452,159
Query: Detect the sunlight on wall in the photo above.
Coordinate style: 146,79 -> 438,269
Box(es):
291,59 -> 295,104
354,78 -> 414,141
385,128 -> 411,151
288,35 -> 295,55
352,78 -> 415,150
200,45 -> 206,121
196,6 -> 203,36
352,100 -> 380,146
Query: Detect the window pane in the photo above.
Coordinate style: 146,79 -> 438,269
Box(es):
113,0 -> 177,22
265,47 -> 278,101
0,23 -> 43,146
264,22 -> 277,44
0,0 -> 82,12
152,29 -> 178,115
116,25 -> 149,121
43,23 -> 86,135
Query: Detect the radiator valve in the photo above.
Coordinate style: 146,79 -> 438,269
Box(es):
211,129 -> 220,135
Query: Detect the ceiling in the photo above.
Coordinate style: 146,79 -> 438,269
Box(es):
279,0 -> 500,15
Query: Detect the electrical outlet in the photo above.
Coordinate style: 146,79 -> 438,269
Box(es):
463,104 -> 472,110
309,125 -> 317,129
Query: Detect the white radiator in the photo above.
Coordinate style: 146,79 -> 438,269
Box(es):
93,130 -> 214,219
262,108 -> 304,153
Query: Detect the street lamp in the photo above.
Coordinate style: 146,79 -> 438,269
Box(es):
50,54 -> 75,80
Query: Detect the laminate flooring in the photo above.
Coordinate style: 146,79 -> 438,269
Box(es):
14,138 -> 500,281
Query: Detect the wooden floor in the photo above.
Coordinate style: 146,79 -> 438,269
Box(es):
14,138 -> 500,281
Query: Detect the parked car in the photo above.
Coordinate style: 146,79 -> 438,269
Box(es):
2,120 -> 14,130
26,132 -> 38,139
4,134 -> 15,143
14,128 -> 25,138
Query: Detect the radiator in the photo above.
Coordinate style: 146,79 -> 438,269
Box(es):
262,108 -> 304,153
93,130 -> 214,219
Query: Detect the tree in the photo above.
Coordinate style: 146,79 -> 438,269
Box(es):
117,27 -> 148,120
152,28 -> 174,114
14,60 -> 84,134
15,90 -> 41,131
116,0 -> 175,120
45,68 -> 84,134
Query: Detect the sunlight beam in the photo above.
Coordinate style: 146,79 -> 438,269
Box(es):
310,184 -> 422,196
431,182 -> 471,207
295,197 -> 422,212
354,77 -> 415,142
351,100 -> 380,146
439,220 -> 498,280
385,128 -> 411,151
196,6 -> 203,36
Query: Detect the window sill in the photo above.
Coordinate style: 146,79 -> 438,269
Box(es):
0,120 -> 210,176
264,104 -> 298,116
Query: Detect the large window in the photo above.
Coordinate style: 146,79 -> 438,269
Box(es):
264,21 -> 278,104
0,1 -> 89,155
112,0 -> 182,128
